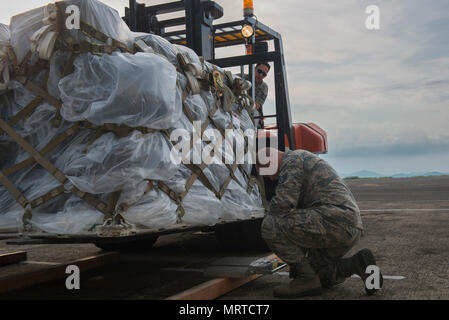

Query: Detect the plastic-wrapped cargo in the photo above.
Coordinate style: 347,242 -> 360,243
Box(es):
59,52 -> 180,128
0,0 -> 264,236
9,0 -> 135,63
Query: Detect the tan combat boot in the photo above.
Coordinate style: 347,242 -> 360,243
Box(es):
273,259 -> 322,298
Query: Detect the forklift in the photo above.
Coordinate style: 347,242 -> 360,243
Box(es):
122,0 -> 328,250
3,0 -> 327,251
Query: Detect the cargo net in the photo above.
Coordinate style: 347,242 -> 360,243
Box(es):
0,0 -> 265,236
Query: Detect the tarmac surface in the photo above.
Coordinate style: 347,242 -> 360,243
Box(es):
0,175 -> 448,300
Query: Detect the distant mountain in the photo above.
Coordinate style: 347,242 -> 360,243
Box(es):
342,171 -> 449,179
341,170 -> 383,178
390,171 -> 448,178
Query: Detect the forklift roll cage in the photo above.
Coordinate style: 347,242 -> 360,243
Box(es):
124,0 -> 294,151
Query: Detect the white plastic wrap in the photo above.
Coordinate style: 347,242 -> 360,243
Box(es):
0,0 -> 264,235
59,52 -> 180,128
47,50 -> 72,99
9,0 -> 135,64
67,0 -> 135,48
30,196 -> 103,234
0,92 -> 21,127
64,131 -> 178,194
136,34 -> 178,64
137,34 -> 201,68
8,70 -> 47,109
202,89 -> 232,131
181,183 -> 224,226
220,169 -> 263,220
0,208 -> 22,230
121,182 -> 178,229
9,7 -> 45,63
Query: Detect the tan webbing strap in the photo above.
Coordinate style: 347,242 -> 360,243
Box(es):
247,176 -> 257,195
211,69 -> 235,113
180,87 -> 211,154
4,123 -> 81,176
183,163 -> 218,199
219,163 -> 240,199
1,118 -> 110,217
177,53 -> 202,95
82,129 -> 103,154
75,41 -> 116,55
42,69 -> 50,91
80,21 -> 134,54
61,52 -> 76,77
83,122 -> 160,138
0,118 -> 67,184
181,87 -> 195,124
157,181 -> 185,223
144,180 -> 155,194
171,88 -> 219,200
15,50 -> 31,71
181,163 -> 206,200
57,35 -> 116,56
0,67 -> 52,134
71,187 -> 109,215
256,175 -> 269,210
105,190 -> 122,220
208,99 -> 220,118
13,76 -> 62,110
182,89 -> 243,197
118,180 -> 154,212
228,164 -> 243,187
30,185 -> 65,208
224,70 -> 234,87
0,96 -> 44,135
207,114 -> 226,138
157,181 -> 180,203
0,171 -> 29,208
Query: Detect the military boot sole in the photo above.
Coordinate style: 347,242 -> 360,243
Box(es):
356,249 -> 383,295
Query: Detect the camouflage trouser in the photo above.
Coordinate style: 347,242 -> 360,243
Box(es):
261,210 -> 361,286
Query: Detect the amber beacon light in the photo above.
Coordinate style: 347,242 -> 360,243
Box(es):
243,0 -> 254,17
241,24 -> 254,38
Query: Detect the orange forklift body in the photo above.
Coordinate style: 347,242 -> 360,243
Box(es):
258,123 -> 328,154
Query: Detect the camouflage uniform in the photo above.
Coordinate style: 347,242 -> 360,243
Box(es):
239,73 -> 269,108
261,149 -> 363,285
254,80 -> 268,109
251,81 -> 268,128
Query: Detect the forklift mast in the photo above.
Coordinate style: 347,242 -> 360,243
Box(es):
124,0 -> 294,151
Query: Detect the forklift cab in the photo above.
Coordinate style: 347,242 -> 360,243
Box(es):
124,0 -> 327,154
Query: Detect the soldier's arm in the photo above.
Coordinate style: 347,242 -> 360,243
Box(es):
268,153 -> 304,216
255,82 -> 268,107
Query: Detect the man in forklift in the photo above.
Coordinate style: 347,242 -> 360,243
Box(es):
256,147 -> 383,298
253,62 -> 270,112
240,62 -> 270,128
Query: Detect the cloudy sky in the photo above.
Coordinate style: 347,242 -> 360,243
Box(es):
1,0 -> 448,175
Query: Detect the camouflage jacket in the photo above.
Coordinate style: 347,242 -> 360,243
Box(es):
269,150 -> 363,230
239,74 -> 268,109
254,80 -> 268,108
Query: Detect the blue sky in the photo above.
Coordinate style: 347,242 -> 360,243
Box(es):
1,0 -> 448,175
